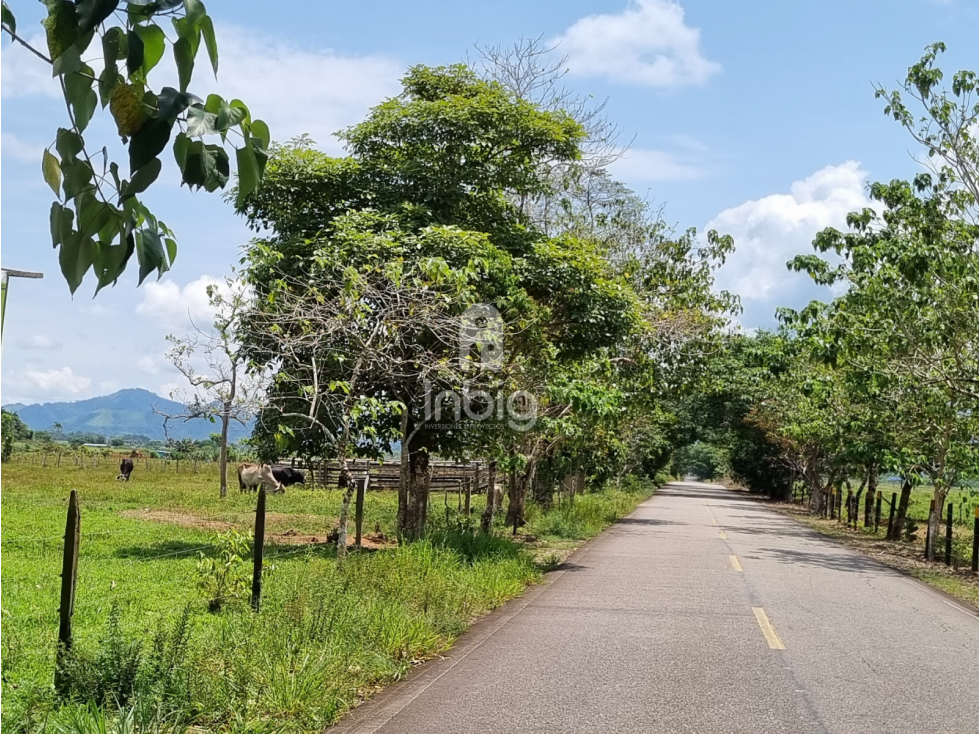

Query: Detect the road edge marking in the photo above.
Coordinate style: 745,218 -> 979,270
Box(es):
729,555 -> 743,572
752,607 -> 785,650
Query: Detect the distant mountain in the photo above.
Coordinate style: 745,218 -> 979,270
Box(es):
2,388 -> 252,441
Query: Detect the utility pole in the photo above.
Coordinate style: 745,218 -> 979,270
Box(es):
1,268 -> 44,340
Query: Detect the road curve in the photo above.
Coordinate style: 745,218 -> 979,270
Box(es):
332,482 -> 979,733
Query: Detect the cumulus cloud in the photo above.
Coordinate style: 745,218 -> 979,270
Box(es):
135,275 -> 229,331
1,132 -> 45,163
609,147 -> 706,182
1,33 -> 60,99
3,367 -> 92,401
708,161 -> 873,314
555,0 -> 720,88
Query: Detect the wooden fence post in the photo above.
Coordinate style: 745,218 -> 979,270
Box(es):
54,489 -> 81,691
925,500 -> 935,560
464,476 -> 472,517
945,502 -> 953,567
972,507 -> 978,574
251,487 -> 266,612
887,492 -> 897,539
874,491 -> 882,534
354,472 -> 368,548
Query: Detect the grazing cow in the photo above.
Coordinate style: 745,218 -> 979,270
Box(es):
237,462 -> 284,493
271,467 -> 305,487
117,458 -> 134,481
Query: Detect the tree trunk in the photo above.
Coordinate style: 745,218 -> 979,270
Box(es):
863,465 -> 877,527
219,407 -> 231,498
890,475 -> 914,540
337,461 -> 354,559
480,461 -> 498,533
926,484 -> 948,561
400,447 -> 431,541
505,459 -> 538,531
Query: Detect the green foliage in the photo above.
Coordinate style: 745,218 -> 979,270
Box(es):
672,442 -> 728,481
0,1 -> 269,294
195,530 -> 252,611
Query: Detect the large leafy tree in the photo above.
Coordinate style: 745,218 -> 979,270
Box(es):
1,0 -> 269,294
240,66 -> 639,539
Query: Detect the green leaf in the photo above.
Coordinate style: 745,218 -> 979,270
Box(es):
136,227 -> 165,284
76,0 -> 119,33
59,233 -> 98,295
65,64 -> 97,132
121,157 -> 161,200
183,0 -> 205,23
50,201 -> 73,248
42,149 -> 62,197
156,86 -> 197,121
165,237 -> 177,265
200,14 -> 218,75
76,193 -> 113,236
173,36 -> 194,93
1,1 -> 15,33
250,119 -> 271,149
172,131 -> 191,169
126,29 -> 144,77
236,136 -> 259,208
98,66 -> 122,108
42,0 -> 79,63
101,25 -> 125,68
203,144 -> 229,192
128,117 -> 172,173
134,23 -> 165,76
62,158 -> 94,199
185,103 -> 217,137
55,128 -> 83,162
229,99 -> 250,125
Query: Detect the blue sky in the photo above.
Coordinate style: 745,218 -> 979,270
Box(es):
2,0 -> 977,405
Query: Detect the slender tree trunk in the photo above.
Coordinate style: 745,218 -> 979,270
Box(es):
401,448 -> 431,540
337,461 -> 353,559
863,465 -> 877,527
480,461 -> 498,533
890,475 -> 914,540
219,407 -> 231,498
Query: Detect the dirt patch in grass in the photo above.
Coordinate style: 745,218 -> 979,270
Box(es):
120,509 -> 237,532
120,509 -> 396,549
767,501 -> 979,610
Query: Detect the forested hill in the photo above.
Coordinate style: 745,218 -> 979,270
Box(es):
2,389 -> 252,441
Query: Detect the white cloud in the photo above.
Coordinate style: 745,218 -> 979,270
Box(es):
608,147 -> 705,182
555,0 -> 720,88
3,367 -> 92,401
708,161 -> 873,304
1,33 -> 60,99
1,132 -> 45,162
189,24 -> 402,153
14,334 -> 62,351
137,356 -> 163,375
136,275 -> 226,331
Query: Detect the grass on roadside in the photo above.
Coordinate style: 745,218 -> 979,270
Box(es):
1,462 -> 657,732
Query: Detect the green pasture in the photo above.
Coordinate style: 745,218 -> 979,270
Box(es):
0,461 -> 655,732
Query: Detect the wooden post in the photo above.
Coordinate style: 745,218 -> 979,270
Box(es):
945,502 -> 953,567
464,477 -> 472,517
251,487 -> 266,612
54,490 -> 81,691
874,491 -> 882,534
972,507 -> 978,574
846,489 -> 853,527
925,499 -> 935,560
354,472 -> 368,548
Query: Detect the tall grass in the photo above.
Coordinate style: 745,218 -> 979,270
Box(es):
1,463 -> 656,732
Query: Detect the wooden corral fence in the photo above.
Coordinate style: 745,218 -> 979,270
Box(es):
279,458 -> 493,493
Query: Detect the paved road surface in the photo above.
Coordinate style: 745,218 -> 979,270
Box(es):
333,482 -> 979,733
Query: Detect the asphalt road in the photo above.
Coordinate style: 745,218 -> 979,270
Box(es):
333,482 -> 979,733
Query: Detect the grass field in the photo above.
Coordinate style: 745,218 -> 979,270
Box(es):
1,461 -> 656,732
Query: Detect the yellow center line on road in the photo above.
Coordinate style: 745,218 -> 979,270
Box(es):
729,555 -> 743,572
719,531 -> 727,539
711,518 -> 718,525
752,607 -> 786,650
